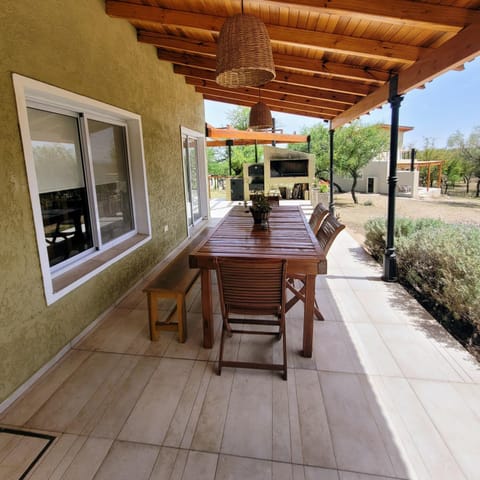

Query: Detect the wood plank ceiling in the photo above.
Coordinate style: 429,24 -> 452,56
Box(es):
106,0 -> 480,129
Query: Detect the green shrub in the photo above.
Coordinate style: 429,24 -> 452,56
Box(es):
364,216 -> 480,349
364,217 -> 443,261
397,224 -> 480,333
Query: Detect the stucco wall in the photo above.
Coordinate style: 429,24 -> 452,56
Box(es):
335,162 -> 418,196
0,0 -> 205,402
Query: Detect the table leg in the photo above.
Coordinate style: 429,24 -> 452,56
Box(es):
201,268 -> 214,348
302,274 -> 316,357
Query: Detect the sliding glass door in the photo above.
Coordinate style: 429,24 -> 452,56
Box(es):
181,127 -> 207,232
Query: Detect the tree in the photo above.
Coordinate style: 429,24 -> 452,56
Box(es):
334,122 -> 389,204
417,137 -> 442,188
227,106 -> 250,130
441,151 -> 463,194
447,127 -> 480,196
288,123 -> 330,179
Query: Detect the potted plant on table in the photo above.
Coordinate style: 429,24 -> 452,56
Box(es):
249,193 -> 272,229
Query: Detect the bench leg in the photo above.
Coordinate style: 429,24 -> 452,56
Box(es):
200,269 -> 214,349
147,292 -> 159,341
176,293 -> 187,343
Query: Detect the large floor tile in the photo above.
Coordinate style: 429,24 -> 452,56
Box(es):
410,379 -> 480,479
215,455 -> 271,480
376,324 -> 464,381
371,376 -> 467,479
319,372 -> 396,477
119,358 -> 197,445
92,440 -> 159,480
2,218 -> 478,480
294,369 -> 336,468
221,370 -> 274,459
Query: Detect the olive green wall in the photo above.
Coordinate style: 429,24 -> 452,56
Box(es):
0,0 -> 205,402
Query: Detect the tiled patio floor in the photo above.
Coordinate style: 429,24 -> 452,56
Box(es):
1,201 -> 479,479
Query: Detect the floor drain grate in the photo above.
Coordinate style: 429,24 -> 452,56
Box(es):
0,426 -> 56,480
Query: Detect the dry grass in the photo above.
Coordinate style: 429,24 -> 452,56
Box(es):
334,192 -> 480,245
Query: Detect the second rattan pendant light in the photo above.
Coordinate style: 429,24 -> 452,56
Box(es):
249,90 -> 273,130
216,1 -> 275,88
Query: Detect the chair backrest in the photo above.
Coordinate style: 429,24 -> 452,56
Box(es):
215,257 -> 287,317
309,203 -> 330,235
316,213 -> 345,255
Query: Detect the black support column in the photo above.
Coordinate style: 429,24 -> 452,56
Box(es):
383,75 -> 404,282
329,127 -> 335,215
226,139 -> 233,176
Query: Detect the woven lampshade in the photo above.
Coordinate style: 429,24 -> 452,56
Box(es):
249,101 -> 273,130
216,13 -> 276,88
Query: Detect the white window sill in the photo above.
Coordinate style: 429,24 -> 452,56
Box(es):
51,233 -> 150,297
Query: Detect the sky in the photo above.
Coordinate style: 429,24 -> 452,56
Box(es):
204,56 -> 480,150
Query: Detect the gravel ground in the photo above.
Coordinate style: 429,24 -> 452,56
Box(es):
333,192 -> 480,245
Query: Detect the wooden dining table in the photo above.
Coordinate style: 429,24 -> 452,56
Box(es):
189,205 -> 327,357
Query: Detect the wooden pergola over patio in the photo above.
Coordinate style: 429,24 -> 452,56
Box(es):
398,160 -> 444,189
106,0 -> 480,129
105,0 -> 480,280
206,124 -> 309,147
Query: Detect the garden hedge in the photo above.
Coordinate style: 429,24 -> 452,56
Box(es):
364,217 -> 480,352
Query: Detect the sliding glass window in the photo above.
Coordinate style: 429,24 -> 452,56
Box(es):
27,107 -> 134,270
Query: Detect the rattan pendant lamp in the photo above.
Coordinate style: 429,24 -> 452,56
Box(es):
216,0 -> 276,88
249,89 -> 273,130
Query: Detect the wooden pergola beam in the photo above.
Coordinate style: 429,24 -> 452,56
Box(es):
332,24 -> 480,129
183,73 -> 361,106
106,0 -> 428,62
187,80 -> 346,112
173,64 -> 372,97
206,125 -> 309,143
140,31 -> 390,84
202,94 -> 332,120
197,88 -> 338,117
269,0 -> 480,30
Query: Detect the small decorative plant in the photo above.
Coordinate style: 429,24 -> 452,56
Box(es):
249,193 -> 272,229
250,193 -> 272,213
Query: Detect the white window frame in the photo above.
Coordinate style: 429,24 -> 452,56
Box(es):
180,126 -> 209,234
13,74 -> 151,305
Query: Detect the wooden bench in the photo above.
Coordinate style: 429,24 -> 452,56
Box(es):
144,227 -> 211,342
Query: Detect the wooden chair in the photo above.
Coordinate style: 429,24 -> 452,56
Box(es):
309,202 -> 330,236
215,257 -> 288,380
286,214 -> 345,320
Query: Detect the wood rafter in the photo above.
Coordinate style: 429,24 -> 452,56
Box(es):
106,1 -> 428,62
105,0 -> 480,129
199,90 -> 337,118
202,93 -> 332,120
173,65 -> 371,97
269,0 -> 480,30
332,24 -> 480,129
206,125 -> 309,143
142,32 -> 389,84
186,79 -> 346,112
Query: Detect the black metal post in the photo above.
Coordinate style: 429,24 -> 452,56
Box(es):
410,147 -> 416,171
255,140 -> 258,163
272,118 -> 276,146
307,135 -> 311,153
226,139 -> 233,176
383,76 -> 404,282
329,127 -> 335,215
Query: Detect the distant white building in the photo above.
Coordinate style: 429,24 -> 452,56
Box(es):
334,125 -> 443,198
